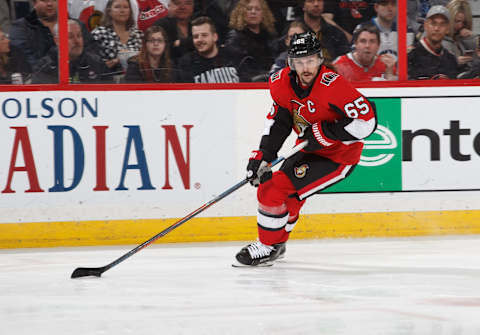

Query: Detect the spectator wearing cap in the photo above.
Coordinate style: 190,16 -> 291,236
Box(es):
333,23 -> 396,81
357,0 -> 415,58
408,5 -> 458,79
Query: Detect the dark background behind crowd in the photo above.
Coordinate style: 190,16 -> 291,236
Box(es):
0,0 -> 479,85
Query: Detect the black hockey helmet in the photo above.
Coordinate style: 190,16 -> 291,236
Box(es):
288,32 -> 323,58
287,32 -> 324,69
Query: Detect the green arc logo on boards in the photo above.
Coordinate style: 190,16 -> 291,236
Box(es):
359,125 -> 397,167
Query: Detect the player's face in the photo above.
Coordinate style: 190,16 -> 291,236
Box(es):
424,15 -> 449,45
354,31 -> 380,66
374,0 -> 396,24
68,23 -> 84,60
146,32 -> 166,57
110,0 -> 131,24
291,54 -> 321,87
34,0 -> 57,21
192,23 -> 218,56
245,0 -> 263,27
303,0 -> 324,19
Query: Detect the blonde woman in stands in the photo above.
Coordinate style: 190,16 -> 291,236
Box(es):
91,0 -> 143,73
225,0 -> 277,81
444,0 -> 478,72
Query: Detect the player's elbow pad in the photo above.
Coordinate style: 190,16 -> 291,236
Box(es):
344,118 -> 377,140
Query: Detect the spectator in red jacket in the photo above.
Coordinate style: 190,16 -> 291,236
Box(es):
334,23 -> 397,81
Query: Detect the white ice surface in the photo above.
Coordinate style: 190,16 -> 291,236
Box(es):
1,236 -> 480,335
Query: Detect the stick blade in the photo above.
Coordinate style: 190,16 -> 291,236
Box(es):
71,267 -> 105,279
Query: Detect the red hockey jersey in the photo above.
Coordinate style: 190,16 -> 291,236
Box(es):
265,66 -> 376,165
333,52 -> 390,82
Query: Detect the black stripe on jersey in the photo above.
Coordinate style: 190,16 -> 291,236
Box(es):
259,105 -> 293,160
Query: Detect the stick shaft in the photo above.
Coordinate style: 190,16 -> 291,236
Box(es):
73,141 -> 307,277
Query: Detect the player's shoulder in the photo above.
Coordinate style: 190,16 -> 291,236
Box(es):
269,67 -> 292,106
269,67 -> 290,89
315,65 -> 349,88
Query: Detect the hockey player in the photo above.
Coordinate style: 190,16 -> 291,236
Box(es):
234,31 -> 377,266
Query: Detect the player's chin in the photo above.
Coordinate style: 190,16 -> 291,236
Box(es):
300,75 -> 314,86
301,73 -> 313,80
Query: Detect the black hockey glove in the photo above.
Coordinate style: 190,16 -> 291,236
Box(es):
299,122 -> 334,152
246,150 -> 274,187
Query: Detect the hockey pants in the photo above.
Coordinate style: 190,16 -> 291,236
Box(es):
256,154 -> 355,245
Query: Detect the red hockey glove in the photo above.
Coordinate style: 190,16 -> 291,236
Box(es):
246,150 -> 273,187
299,122 -> 335,152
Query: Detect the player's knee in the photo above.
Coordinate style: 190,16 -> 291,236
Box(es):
257,180 -> 288,208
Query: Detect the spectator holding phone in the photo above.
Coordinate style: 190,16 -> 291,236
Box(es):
443,0 -> 478,73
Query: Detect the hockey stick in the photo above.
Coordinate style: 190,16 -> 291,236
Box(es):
71,141 -> 307,279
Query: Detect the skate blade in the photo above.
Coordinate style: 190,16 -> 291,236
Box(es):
231,260 -> 274,268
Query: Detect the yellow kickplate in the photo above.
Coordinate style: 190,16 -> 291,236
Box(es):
1,210 -> 480,248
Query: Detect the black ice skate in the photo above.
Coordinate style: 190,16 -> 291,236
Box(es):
233,241 -> 286,267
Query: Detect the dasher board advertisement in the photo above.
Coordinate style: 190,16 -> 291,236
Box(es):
327,97 -> 480,193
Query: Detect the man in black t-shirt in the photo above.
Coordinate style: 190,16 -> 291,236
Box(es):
177,16 -> 241,83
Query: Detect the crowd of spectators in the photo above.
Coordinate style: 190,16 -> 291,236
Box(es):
1,0 -> 480,84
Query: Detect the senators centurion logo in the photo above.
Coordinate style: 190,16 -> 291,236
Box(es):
294,164 -> 309,178
291,100 -> 310,134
